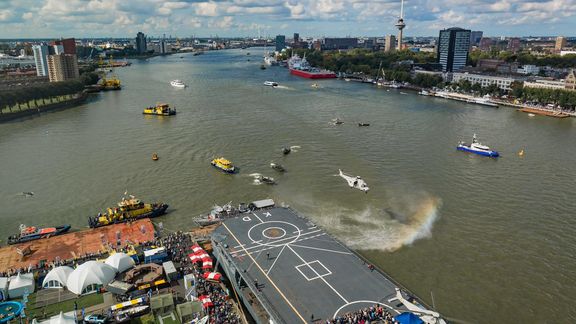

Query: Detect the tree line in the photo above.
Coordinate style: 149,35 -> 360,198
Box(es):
0,80 -> 85,113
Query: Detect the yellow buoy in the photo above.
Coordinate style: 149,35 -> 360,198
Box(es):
518,149 -> 524,157
152,153 -> 159,161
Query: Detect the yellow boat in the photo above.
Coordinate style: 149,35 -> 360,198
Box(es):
211,157 -> 236,173
88,195 -> 168,228
143,103 -> 176,116
101,76 -> 121,91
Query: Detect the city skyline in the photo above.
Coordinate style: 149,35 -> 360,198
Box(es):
0,0 -> 575,39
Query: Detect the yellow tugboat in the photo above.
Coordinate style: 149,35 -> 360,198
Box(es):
211,157 -> 236,173
143,103 -> 176,116
100,76 -> 121,91
88,195 -> 169,228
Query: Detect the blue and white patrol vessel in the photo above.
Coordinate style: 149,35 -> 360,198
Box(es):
457,134 -> 499,157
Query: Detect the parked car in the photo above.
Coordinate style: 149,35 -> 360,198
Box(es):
84,314 -> 108,324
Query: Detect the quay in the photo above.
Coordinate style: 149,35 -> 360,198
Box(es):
0,219 -> 155,274
211,204 -> 444,323
519,107 -> 571,118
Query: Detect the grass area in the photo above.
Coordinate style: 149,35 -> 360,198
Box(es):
25,292 -> 104,320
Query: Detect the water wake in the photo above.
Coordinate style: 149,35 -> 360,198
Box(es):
307,194 -> 441,252
289,145 -> 301,152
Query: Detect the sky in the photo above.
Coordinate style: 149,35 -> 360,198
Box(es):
0,0 -> 575,39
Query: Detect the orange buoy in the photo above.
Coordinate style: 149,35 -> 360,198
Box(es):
152,153 -> 159,161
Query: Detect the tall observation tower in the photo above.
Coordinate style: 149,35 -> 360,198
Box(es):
395,0 -> 406,50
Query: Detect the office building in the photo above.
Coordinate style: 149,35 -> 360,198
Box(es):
47,54 -> 79,82
507,38 -> 521,53
470,31 -> 483,46
136,32 -> 147,54
437,27 -> 471,72
53,44 -> 64,55
275,35 -> 286,52
566,70 -> 576,90
452,72 -> 520,91
385,35 -> 396,52
555,36 -> 567,51
323,38 -> 358,50
32,44 -> 49,77
52,38 -> 76,55
293,33 -> 300,43
516,65 -> 540,75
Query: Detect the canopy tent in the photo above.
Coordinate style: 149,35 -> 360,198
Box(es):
8,272 -> 35,298
66,261 -> 116,295
42,266 -> 74,289
105,252 -> 136,273
394,312 -> 424,324
202,272 -> 221,282
37,311 -> 77,324
0,277 -> 8,301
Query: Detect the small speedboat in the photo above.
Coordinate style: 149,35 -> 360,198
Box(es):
281,147 -> 291,155
170,80 -> 186,88
264,81 -> 278,87
256,175 -> 276,185
358,123 -> 370,127
457,134 -> 499,157
332,118 -> 344,125
270,162 -> 286,172
260,64 -> 266,70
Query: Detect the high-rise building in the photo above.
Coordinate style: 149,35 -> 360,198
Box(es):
555,36 -> 567,51
507,38 -> 521,53
52,38 -> 76,55
323,38 -> 358,50
47,54 -> 79,82
470,31 -> 483,46
437,27 -> 471,72
160,38 -> 167,54
293,33 -> 300,43
385,35 -> 396,52
136,32 -> 147,54
32,44 -> 49,77
53,44 -> 65,55
275,35 -> 286,52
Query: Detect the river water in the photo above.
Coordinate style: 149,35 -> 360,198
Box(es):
1,48 -> 575,323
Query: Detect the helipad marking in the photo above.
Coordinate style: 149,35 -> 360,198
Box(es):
247,221 -> 302,248
252,212 -> 264,223
289,243 -> 352,255
266,244 -> 287,275
262,227 -> 286,239
235,232 -> 327,257
287,245 -> 349,303
222,223 -> 307,323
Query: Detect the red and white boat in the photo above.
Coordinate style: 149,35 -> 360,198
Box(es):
288,54 -> 336,79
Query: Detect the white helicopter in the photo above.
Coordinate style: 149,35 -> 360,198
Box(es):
338,169 -> 369,193
388,288 -> 447,324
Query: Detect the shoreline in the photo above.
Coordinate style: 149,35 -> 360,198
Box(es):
0,92 -> 89,123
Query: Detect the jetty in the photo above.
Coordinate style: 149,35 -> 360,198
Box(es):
0,219 -> 155,273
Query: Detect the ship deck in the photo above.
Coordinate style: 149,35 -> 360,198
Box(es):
0,219 -> 155,273
213,207 -> 417,323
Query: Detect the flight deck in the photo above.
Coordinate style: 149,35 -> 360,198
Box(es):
211,205 -> 436,323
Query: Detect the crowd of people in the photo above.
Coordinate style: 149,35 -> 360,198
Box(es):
147,230 -> 242,324
327,305 -> 398,324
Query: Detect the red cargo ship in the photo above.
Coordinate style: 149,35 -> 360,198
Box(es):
288,54 -> 336,79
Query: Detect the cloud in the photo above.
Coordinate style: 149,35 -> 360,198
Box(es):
0,0 -> 574,37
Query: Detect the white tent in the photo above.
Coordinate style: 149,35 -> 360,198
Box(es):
105,252 -> 135,273
0,277 -> 8,301
42,266 -> 74,289
36,311 -> 77,324
8,272 -> 35,298
66,261 -> 116,295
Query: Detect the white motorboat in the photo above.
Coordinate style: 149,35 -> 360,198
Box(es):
338,169 -> 369,193
170,80 -> 186,88
457,134 -> 499,157
263,81 -> 278,87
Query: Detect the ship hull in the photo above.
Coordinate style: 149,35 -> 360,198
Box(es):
290,69 -> 336,79
88,204 -> 169,228
457,145 -> 499,157
7,225 -> 71,245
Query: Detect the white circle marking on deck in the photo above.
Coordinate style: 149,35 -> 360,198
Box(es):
247,221 -> 301,247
